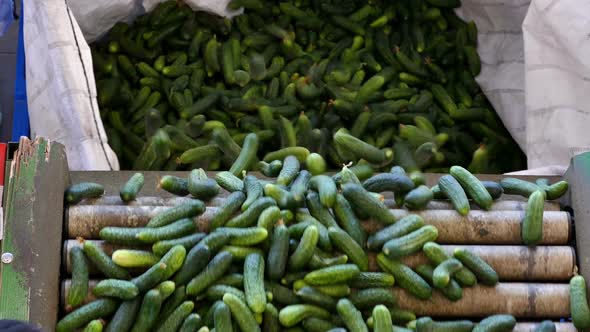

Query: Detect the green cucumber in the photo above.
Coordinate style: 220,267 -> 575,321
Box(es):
454,248 -> 499,286
415,264 -> 462,301
146,200 -> 205,228
223,293 -> 261,332
473,315 -> 516,332
210,191 -> 246,230
267,221 -> 290,281
349,288 -> 397,309
304,264 -> 360,286
66,182 -> 105,204
67,246 -> 89,309
173,244 -> 211,286
112,249 -> 159,268
225,197 -> 276,228
290,170 -> 311,204
207,284 -> 246,303
404,185 -> 433,210
156,301 -> 195,332
333,129 -> 390,164
545,180 -> 569,200
570,275 -> 590,330
423,242 -> 477,287
306,153 -> 327,175
295,286 -> 337,310
243,175 -> 264,211
129,289 -> 163,332
99,226 -> 144,246
188,169 -> 220,200
376,253 -> 432,300
308,175 -> 337,208
158,286 -> 187,323
450,166 -> 492,210
217,226 -> 268,246
263,303 -> 281,332
265,281 -> 300,305
215,171 -> 245,192
432,258 -> 464,289
120,173 -> 144,202
186,251 -> 233,295
159,175 -> 189,196
363,173 -> 415,194
336,299 -> 368,332
105,297 -> 141,332
349,272 -> 395,289
152,232 -> 205,256
533,321 -> 556,332
288,225 -> 318,271
382,225 -> 438,259
439,175 -> 469,215
500,178 -> 541,197
179,314 -> 203,332
416,317 -> 474,332
244,252 -> 267,314
279,304 -> 331,328
277,155 -> 301,186
367,215 -> 424,251
229,133 -> 260,176
373,305 -> 393,332
328,227 -> 369,271
264,147 -> 310,163
332,194 -> 366,246
83,240 -> 130,280
56,299 -> 119,332
306,192 -> 339,229
93,279 -> 139,300
137,218 -> 196,243
522,190 -> 545,245
214,302 -> 233,332
342,183 -> 395,224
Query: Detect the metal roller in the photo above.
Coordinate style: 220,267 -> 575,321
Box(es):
77,195 -> 561,211
399,245 -> 576,281
513,323 -> 576,332
394,283 -> 570,318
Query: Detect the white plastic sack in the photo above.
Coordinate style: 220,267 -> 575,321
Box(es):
24,0 -> 587,173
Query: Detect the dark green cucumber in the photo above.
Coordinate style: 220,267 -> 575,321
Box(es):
225,197 -> 276,228
207,284 -> 246,303
159,175 -> 189,196
304,264 -> 360,286
267,221 -> 290,281
179,314 -> 203,332
188,169 -> 220,200
305,191 -> 339,229
416,317 -> 474,332
137,218 -> 196,243
454,248 -> 498,286
229,133 -> 259,176
415,264 -> 463,302
223,293 -> 261,332
308,175 -> 337,208
152,232 -> 205,256
367,215 -> 424,251
186,251 -> 233,295
522,190 -> 545,246
383,225 -> 438,259
349,272 -> 395,288
376,253 -> 432,300
93,279 -> 139,300
473,315 -> 516,332
404,185 -> 433,210
215,171 -> 245,192
349,288 -> 397,309
263,147 -> 310,163
243,175 -> 263,211
439,174 -> 469,215
423,242 -> 477,287
333,129 -> 391,165
432,258 -> 464,289
66,182 -> 105,204
244,252 -> 267,314
146,200 -> 205,227
105,297 -> 141,332
173,243 -> 211,286
56,299 -> 119,332
332,194 -> 366,246
342,183 -> 395,224
337,299 -> 368,332
277,155 -> 301,186
288,225 -> 318,271
363,173 -> 415,194
328,227 -> 369,271
481,181 -> 503,200
120,173 -> 144,202
450,166 -> 492,210
499,178 -> 541,198
213,301 -> 233,332
67,246 -> 89,309
130,262 -> 166,293
210,191 -> 246,229
83,240 -> 130,280
295,286 -> 337,310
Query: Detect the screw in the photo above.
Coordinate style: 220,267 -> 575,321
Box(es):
1,252 -> 13,264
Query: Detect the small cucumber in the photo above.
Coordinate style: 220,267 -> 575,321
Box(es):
288,225 -> 319,271
306,192 -> 339,229
200,231 -> 232,252
146,200 -> 205,228
328,227 -> 369,271
215,171 -> 245,192
264,303 -> 281,332
522,190 -> 545,245
223,293 -> 261,332
159,175 -> 189,196
56,299 -> 119,332
304,264 -> 360,286
158,286 -> 187,323
225,197 -> 276,228
333,194 -> 366,246
432,258 -> 464,289
83,319 -> 103,332
277,155 -> 301,186
264,183 -> 300,209
296,286 -> 337,310
130,263 -> 167,295
130,289 -> 163,332
499,177 -> 541,198
373,305 -> 393,332
66,182 -> 104,204
349,272 -> 395,288
376,253 -> 432,300
173,244 -> 211,286
67,246 -> 89,309
207,284 -> 246,303
263,147 -> 310,163
187,251 -> 233,295
137,218 -> 196,243
306,153 -> 327,175
570,275 -> 590,330
265,281 -> 300,305
363,173 -> 415,194
367,215 -> 424,251
214,302 -> 233,332
382,225 -> 438,259
229,133 -> 260,176
416,317 -> 474,332
439,175 -> 469,215
210,191 -> 246,230
217,226 -> 268,246
244,252 -> 267,314
243,175 -> 263,211
290,170 -> 312,204
120,173 -> 144,202
415,264 -> 463,302
473,315 -> 516,332
481,181 -> 503,200
188,169 -> 220,200
337,299 -> 368,332
279,304 -> 331,328
333,129 -> 391,165
83,240 -> 130,280
179,314 -> 203,332
546,180 -> 569,200
308,175 -> 337,208
404,185 -> 433,210
99,226 -> 144,246
93,279 -> 139,300
450,166 -> 492,210
152,232 -> 206,256
267,221 -> 290,281
105,297 -> 141,332
112,249 -> 159,268
349,288 -> 397,309
342,183 -> 395,224
454,248 -> 499,286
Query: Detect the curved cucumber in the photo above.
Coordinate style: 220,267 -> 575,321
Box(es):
120,173 -> 145,202
382,225 -> 438,259
450,166 -> 492,210
439,175 -> 469,215
522,190 -> 545,245
570,275 -> 590,330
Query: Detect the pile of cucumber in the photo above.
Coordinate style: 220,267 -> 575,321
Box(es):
57,160 -> 581,332
93,0 -> 526,172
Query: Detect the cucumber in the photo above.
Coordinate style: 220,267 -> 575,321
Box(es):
454,248 -> 499,286
376,253 -> 432,300
105,297 -> 141,332
243,175 -> 264,211
217,227 -> 268,246
157,286 -> 187,324
432,258 -> 463,289
450,166 -> 492,210
187,251 -> 233,295
306,191 -> 339,229
173,243 -> 211,286
214,302 -> 233,332
533,321 -> 556,332
156,301 -> 195,332
267,221 -> 290,281
200,231 -> 232,252
93,279 -> 139,300
367,215 -> 424,251
223,293 -> 261,332
120,173 -> 144,202
56,299 -> 119,332
66,182 -> 105,204
67,246 -> 89,309
295,286 -> 337,310
146,200 -> 205,228
473,315 -> 516,332
415,264 -> 462,301
207,284 -> 246,303
210,191 -> 246,230
264,183 -> 300,209
481,181 -> 503,200
83,240 -> 130,280
333,129 -> 390,164
264,303 -> 281,332
99,226 -> 144,246
229,133 -> 260,176
179,314 -> 203,332
130,290 -> 163,332
188,169 -> 220,200
263,147 -> 310,163
439,175 -> 469,215
570,275 -> 590,330
290,170 -> 311,204
279,304 -> 331,328
159,175 -> 189,196
336,299 -> 368,332
152,232 -> 205,256
546,180 -> 568,200
265,281 -> 300,305
363,173 -> 415,194
332,194 -> 366,246
373,305 -> 393,332
416,317 -> 474,332
130,263 -> 167,294
522,190 -> 545,245
215,171 -> 245,192
288,225 -> 318,271
349,272 -> 395,288
308,175 -> 337,208
342,183 -> 395,224
303,317 -> 336,332
244,252 -> 267,314
382,225 -> 438,259
277,155 -> 301,186
225,197 -> 276,228
349,288 -> 397,309
404,185 -> 433,210
328,227 -> 369,271
499,177 -> 541,198
112,249 -> 159,268
304,264 -> 360,286
306,153 -> 327,175
137,218 -> 196,243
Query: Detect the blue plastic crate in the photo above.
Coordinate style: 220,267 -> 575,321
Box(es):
12,2 -> 29,140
